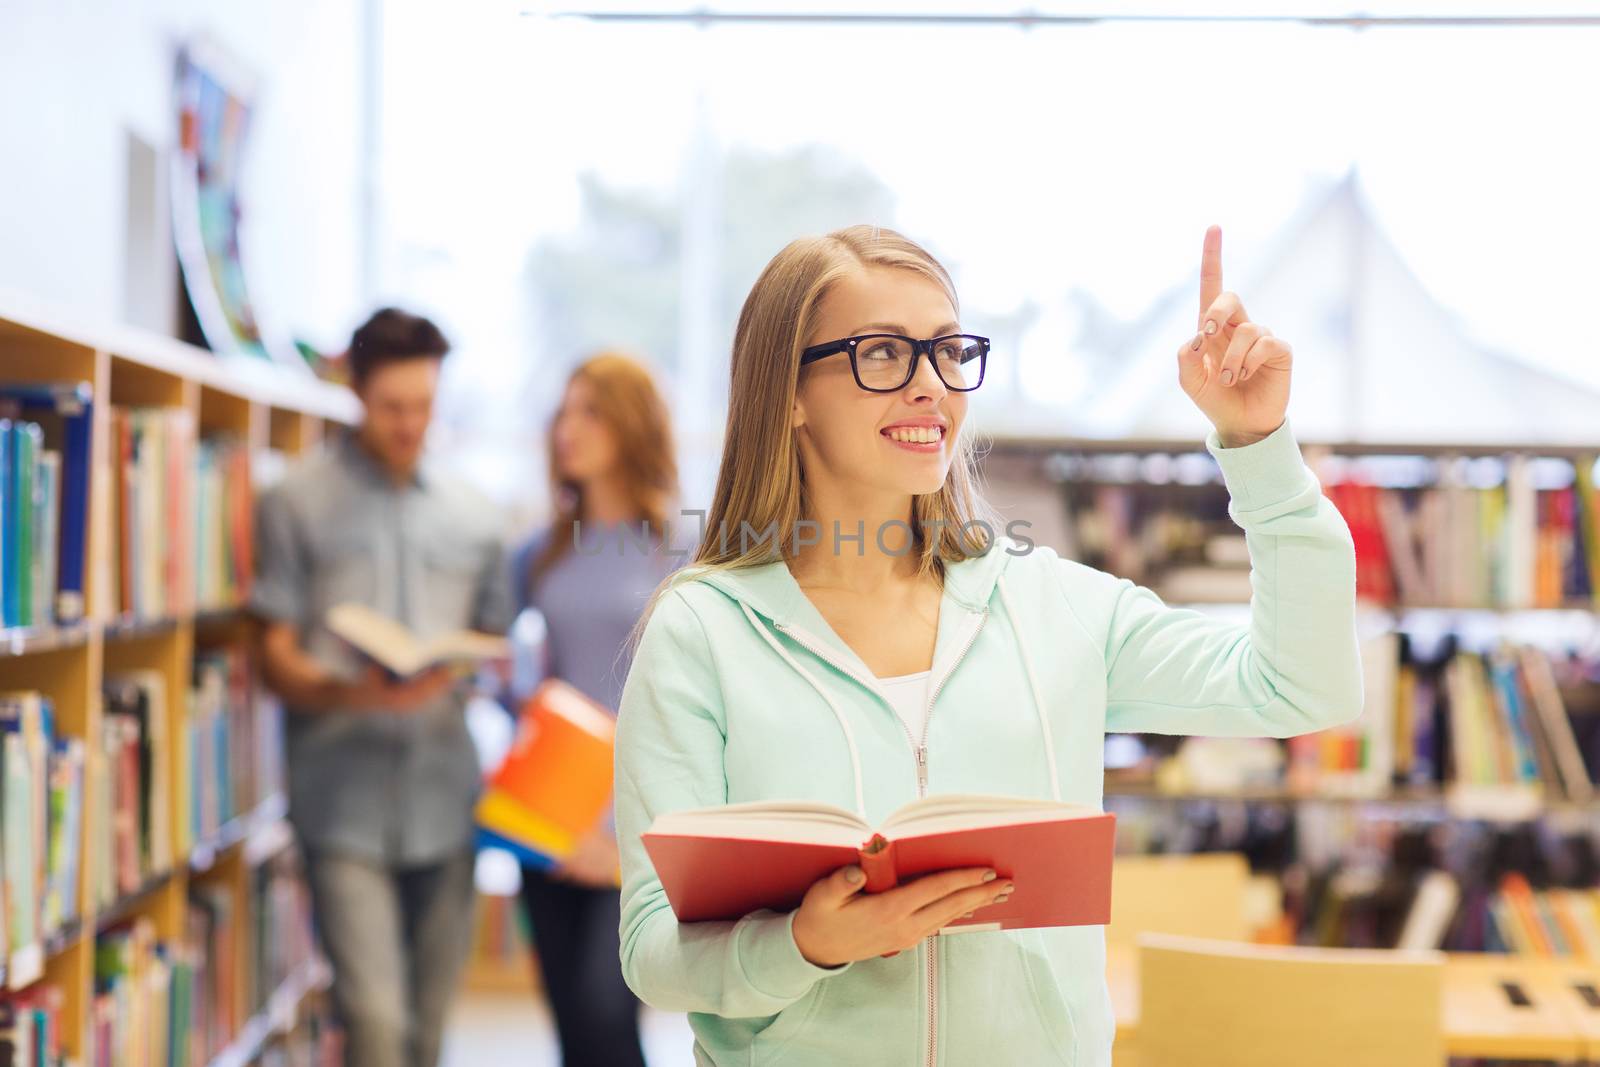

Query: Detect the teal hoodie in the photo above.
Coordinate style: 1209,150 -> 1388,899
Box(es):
615,420 -> 1362,1066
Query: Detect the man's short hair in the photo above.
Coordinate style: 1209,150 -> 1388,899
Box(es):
348,308 -> 450,387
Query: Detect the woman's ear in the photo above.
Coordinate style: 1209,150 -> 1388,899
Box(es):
791,395 -> 807,430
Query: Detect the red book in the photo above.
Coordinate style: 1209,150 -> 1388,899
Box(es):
1360,484 -> 1396,605
1552,487 -> 1576,605
643,795 -> 1115,932
107,715 -> 143,892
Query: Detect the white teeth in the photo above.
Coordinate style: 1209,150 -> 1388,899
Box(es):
887,426 -> 943,444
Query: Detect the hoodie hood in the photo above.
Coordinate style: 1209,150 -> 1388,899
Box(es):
691,535 -> 1020,629
688,536 -> 1021,687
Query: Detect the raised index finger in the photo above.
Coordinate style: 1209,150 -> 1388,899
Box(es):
1199,224 -> 1223,325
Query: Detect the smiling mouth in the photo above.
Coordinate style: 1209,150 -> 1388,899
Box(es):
882,425 -> 945,445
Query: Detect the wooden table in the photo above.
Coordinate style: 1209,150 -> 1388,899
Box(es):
1109,944 -> 1600,1062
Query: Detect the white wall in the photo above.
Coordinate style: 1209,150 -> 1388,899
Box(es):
0,0 -> 369,350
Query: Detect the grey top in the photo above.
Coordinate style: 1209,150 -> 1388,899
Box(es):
510,522 -> 676,712
251,433 -> 515,865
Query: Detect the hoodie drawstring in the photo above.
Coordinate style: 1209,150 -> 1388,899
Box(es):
740,600 -> 869,819
740,575 -> 1061,814
997,575 -> 1063,802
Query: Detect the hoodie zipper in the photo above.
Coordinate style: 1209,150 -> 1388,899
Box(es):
915,609 -> 987,1067
776,607 -> 989,1067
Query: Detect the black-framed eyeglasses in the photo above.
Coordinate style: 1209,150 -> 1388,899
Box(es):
799,333 -> 990,393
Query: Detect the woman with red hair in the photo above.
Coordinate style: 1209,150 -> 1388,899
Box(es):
510,351 -> 678,1067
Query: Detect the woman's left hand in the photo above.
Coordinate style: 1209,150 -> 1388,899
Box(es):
1176,225 -> 1292,447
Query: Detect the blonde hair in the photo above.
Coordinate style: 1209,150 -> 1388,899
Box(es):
687,224 -> 995,580
532,351 -> 678,586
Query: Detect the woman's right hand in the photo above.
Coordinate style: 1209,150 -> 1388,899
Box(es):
790,865 -> 1014,968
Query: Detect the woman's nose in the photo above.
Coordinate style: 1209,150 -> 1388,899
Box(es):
905,350 -> 948,401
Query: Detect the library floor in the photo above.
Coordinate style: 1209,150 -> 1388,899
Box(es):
442,992 -> 696,1067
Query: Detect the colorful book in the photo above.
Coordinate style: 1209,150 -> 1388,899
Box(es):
476,680 -> 615,868
0,420 -> 12,629
1576,459 -> 1600,609
1487,652 -> 1541,784
0,728 -> 35,954
31,452 -> 59,634
1519,645 -> 1594,802
1500,873 -> 1553,957
9,422 -> 39,628
104,672 -> 171,881
45,737 -> 84,932
0,383 -> 92,625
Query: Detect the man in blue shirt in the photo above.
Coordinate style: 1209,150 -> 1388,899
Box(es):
252,309 -> 513,1067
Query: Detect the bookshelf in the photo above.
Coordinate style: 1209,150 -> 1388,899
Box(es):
988,432 -> 1600,461
984,431 -> 1600,809
984,431 -> 1600,955
0,292 -> 355,1065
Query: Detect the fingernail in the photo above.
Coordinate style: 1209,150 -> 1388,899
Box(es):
962,912 -> 975,920
1240,368 -> 1250,381
1221,369 -> 1234,387
1204,319 -> 1217,335
1001,883 -> 1015,894
1190,334 -> 1203,352
982,871 -> 997,883
994,894 -> 1012,904
844,867 -> 864,885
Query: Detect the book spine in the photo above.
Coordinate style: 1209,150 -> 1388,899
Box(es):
115,410 -> 133,619
54,395 -> 90,624
1501,873 -> 1553,956
0,421 -> 14,629
13,424 -> 37,629
1573,458 -> 1599,608
857,834 -> 898,893
32,454 -> 58,630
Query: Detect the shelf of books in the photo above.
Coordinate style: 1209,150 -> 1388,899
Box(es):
986,434 -> 1600,955
0,295 -> 355,1065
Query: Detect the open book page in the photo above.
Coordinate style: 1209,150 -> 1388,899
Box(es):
646,800 -> 872,849
416,630 -> 514,669
880,794 -> 1102,839
646,794 -> 1101,849
327,602 -> 509,677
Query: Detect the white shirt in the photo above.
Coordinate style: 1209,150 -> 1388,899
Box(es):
877,669 -> 932,743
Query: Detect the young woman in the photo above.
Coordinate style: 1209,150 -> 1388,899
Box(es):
614,225 -> 1361,1066
509,352 -> 677,1067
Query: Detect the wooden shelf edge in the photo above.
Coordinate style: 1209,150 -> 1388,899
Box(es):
189,793 -> 290,874
0,622 -> 92,658
0,913 -> 83,993
101,615 -> 183,642
0,287 -> 356,425
94,870 -> 176,934
242,815 -> 296,869
0,608 -> 259,659
204,958 -> 331,1067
